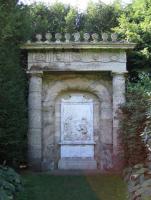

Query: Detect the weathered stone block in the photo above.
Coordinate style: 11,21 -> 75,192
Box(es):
28,110 -> 42,129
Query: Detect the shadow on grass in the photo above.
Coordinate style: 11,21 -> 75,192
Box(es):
16,171 -> 127,200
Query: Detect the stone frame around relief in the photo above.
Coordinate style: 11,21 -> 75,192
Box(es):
60,93 -> 95,159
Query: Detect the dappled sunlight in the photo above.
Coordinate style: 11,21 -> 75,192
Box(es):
86,174 -> 127,200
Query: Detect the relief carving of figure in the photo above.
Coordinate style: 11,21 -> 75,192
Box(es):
77,118 -> 90,140
64,116 -> 73,139
63,116 -> 91,141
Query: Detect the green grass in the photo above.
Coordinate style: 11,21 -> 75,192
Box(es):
16,172 -> 127,200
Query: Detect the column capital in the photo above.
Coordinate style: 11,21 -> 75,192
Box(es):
111,71 -> 128,77
26,70 -> 43,78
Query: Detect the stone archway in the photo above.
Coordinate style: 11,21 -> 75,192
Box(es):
42,74 -> 112,170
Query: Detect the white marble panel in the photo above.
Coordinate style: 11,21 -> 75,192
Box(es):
61,94 -> 93,143
60,94 -> 95,159
61,145 -> 94,158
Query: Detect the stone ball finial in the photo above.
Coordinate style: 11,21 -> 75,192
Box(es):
83,33 -> 90,42
65,33 -> 71,43
55,33 -> 62,43
27,40 -> 31,44
45,32 -> 52,43
36,34 -> 42,43
73,32 -> 80,42
102,33 -> 108,42
111,33 -> 118,42
92,33 -> 99,42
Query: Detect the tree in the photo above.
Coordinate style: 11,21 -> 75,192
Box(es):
114,0 -> 151,72
28,1 -> 120,40
83,1 -> 120,35
29,2 -> 71,38
65,8 -> 80,33
0,0 -> 30,166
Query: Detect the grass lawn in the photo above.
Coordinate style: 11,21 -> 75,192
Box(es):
16,172 -> 127,200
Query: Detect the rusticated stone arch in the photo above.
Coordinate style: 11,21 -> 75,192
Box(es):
43,77 -> 111,104
42,75 -> 113,170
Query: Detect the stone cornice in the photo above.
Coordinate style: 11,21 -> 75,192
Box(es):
21,42 -> 136,51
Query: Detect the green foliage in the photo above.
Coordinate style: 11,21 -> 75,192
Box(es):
29,2 -> 71,37
0,165 -> 22,200
120,73 -> 151,166
28,1 -> 119,40
83,1 -> 120,35
114,0 -> 151,71
65,8 -> 80,33
0,1 -> 30,165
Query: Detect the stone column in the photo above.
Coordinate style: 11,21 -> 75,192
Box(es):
112,72 -> 126,169
28,71 -> 43,170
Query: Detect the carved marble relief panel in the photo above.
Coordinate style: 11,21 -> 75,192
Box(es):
61,94 -> 93,143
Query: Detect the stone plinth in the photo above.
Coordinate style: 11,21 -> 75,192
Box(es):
58,158 -> 97,170
60,144 -> 95,158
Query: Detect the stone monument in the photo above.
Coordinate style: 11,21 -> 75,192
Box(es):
22,33 -> 135,171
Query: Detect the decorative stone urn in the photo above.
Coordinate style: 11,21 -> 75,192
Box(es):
111,33 -> 118,42
55,33 -> 62,43
92,33 -> 99,42
36,34 -> 42,42
73,32 -> 80,42
65,33 -> 71,43
45,32 -> 52,43
83,33 -> 90,42
102,33 -> 108,42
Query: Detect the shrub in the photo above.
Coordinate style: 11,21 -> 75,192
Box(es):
120,73 -> 151,167
0,165 -> 22,200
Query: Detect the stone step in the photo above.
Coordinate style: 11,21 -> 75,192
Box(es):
58,158 -> 97,170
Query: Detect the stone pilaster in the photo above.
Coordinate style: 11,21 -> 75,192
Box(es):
28,71 -> 43,170
112,72 -> 126,170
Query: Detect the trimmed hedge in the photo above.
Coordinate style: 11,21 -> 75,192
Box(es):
0,1 -> 30,166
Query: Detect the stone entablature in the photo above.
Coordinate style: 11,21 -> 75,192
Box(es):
22,40 -> 135,171
24,42 -> 134,71
22,42 -> 135,73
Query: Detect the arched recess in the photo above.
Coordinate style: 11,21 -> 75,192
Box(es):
42,76 -> 113,170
